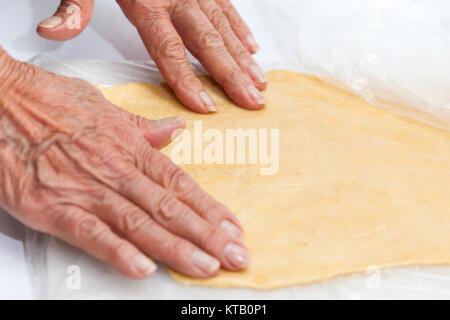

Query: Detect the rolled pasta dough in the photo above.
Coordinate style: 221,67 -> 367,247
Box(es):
100,71 -> 450,289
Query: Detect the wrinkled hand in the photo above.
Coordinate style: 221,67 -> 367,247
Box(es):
37,0 -> 267,113
0,51 -> 249,279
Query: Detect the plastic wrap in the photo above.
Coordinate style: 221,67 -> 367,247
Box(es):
25,0 -> 450,299
265,0 -> 450,130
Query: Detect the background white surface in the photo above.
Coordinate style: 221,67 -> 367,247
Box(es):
0,0 -> 281,62
1,0 -> 449,299
0,0 -> 277,299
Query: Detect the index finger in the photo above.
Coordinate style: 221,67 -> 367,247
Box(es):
118,3 -> 217,113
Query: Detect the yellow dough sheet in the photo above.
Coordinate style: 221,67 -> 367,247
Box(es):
100,70 -> 450,289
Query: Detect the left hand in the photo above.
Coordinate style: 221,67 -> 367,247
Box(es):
37,0 -> 267,113
0,51 -> 249,279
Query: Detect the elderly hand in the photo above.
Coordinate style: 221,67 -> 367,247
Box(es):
0,50 -> 249,279
37,0 -> 267,113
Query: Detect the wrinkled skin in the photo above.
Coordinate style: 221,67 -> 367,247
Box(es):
37,0 -> 267,113
0,50 -> 249,279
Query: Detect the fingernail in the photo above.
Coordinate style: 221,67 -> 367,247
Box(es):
38,16 -> 63,28
155,116 -> 184,126
220,220 -> 243,239
133,254 -> 157,276
192,250 -> 220,274
247,84 -> 265,105
199,91 -> 217,112
246,35 -> 260,53
224,243 -> 250,269
248,65 -> 267,84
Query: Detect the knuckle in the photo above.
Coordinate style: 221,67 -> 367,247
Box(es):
108,239 -> 130,262
76,216 -> 108,244
229,14 -> 244,29
109,157 -> 133,174
233,48 -> 251,64
198,30 -> 224,51
147,148 -> 168,170
160,65 -> 194,90
166,237 -> 189,259
198,224 -> 220,249
173,73 -> 202,91
158,38 -> 186,61
222,40 -> 250,65
31,85 -> 48,102
120,207 -> 150,233
81,131 -> 136,174
140,11 -> 161,32
156,192 -> 179,219
114,162 -> 141,190
221,67 -> 244,87
220,27 -> 238,43
132,114 -> 148,130
208,7 -> 227,29
147,152 -> 180,183
199,198 -> 227,222
166,167 -> 193,196
135,146 -> 156,172
172,0 -> 196,15
23,201 -> 54,233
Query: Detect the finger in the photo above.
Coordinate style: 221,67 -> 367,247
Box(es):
172,2 -> 265,109
133,115 -> 186,150
37,0 -> 95,41
116,1 -> 217,113
108,162 -> 249,271
215,0 -> 260,54
50,205 -> 156,279
92,189 -> 223,277
199,0 -> 267,90
138,147 -> 244,239
106,102 -> 186,149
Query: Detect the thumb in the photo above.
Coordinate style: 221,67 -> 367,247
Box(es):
37,0 -> 95,41
136,116 -> 186,150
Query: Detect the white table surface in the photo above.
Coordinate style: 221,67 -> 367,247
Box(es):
0,0 -> 277,299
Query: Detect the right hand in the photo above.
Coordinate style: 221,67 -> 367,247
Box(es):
37,0 -> 267,113
0,50 -> 249,279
